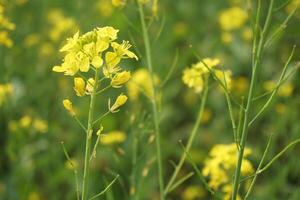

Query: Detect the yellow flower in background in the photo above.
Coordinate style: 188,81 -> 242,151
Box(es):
219,7 -> 248,31
19,115 -> 32,128
0,4 -> 15,47
214,69 -> 233,91
101,131 -> 126,145
110,94 -> 128,112
24,34 -> 40,47
111,71 -> 131,88
33,118 -> 48,133
242,27 -> 253,42
232,76 -> 249,94
222,184 -> 241,200
182,57 -> 221,93
221,32 -> 233,44
27,192 -> 41,200
47,9 -> 77,42
263,81 -> 294,97
203,143 -> 253,192
112,0 -> 126,7
0,83 -> 13,106
74,77 -> 86,96
63,99 -> 76,116
127,69 -> 159,100
286,0 -> 300,14
275,103 -> 287,114
97,0 -> 114,17
182,185 -> 205,200
65,158 -> 78,170
182,67 -> 204,93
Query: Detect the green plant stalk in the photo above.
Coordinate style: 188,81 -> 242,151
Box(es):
164,78 -> 208,194
137,2 -> 165,199
81,69 -> 99,200
231,0 -> 274,199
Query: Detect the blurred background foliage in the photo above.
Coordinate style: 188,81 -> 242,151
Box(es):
0,0 -> 300,199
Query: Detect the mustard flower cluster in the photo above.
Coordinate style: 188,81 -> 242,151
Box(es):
53,26 -> 137,115
182,58 -> 232,93
203,143 -> 254,200
219,7 -> 248,31
0,4 -> 15,47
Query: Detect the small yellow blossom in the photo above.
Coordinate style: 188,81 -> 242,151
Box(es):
0,83 -> 13,106
219,7 -> 248,31
63,99 -> 76,116
73,77 -> 86,96
65,159 -> 78,170
0,4 -> 15,47
242,27 -> 253,42
232,76 -> 248,94
27,192 -> 41,200
111,71 -> 131,88
110,94 -> 128,112
101,131 -> 126,145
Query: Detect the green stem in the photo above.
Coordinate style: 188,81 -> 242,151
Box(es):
231,0 -> 274,199
164,78 -> 208,194
82,69 -> 99,200
137,2 -> 165,199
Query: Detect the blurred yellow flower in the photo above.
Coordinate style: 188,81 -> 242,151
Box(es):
221,32 -> 233,44
19,115 -> 32,128
263,81 -> 294,97
63,99 -> 76,116
214,69 -> 233,91
47,9 -> 77,42
24,34 -> 40,47
33,118 -> 48,133
182,185 -> 205,200
203,143 -> 253,191
0,4 -> 15,47
97,0 -> 114,17
28,192 -> 41,200
74,77 -> 86,97
111,71 -> 131,88
242,27 -> 253,42
127,69 -> 159,101
101,131 -> 126,145
0,83 -> 13,106
219,7 -> 248,31
232,76 -> 249,94
65,158 -> 78,170
112,0 -> 126,7
182,58 -> 221,93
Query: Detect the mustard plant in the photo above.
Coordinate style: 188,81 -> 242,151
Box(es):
52,26 -> 137,200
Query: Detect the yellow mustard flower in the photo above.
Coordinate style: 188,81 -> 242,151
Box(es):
63,99 -> 76,116
221,32 -> 233,44
203,143 -> 253,192
101,131 -> 126,145
97,0 -> 114,17
73,77 -> 86,97
111,71 -> 131,88
182,57 -> 221,93
0,4 -> 15,47
219,7 -> 248,31
110,94 -> 128,112
85,78 -> 95,95
27,192 -> 41,200
242,27 -> 253,42
232,76 -> 249,94
0,83 -> 13,106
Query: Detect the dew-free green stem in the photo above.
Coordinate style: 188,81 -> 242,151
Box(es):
231,1 -> 274,199
137,2 -> 164,199
164,78 -> 208,194
82,69 -> 99,200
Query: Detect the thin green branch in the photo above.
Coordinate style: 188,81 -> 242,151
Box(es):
89,175 -> 120,200
164,77 -> 209,194
137,2 -> 165,199
160,48 -> 179,87
61,141 -> 80,200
